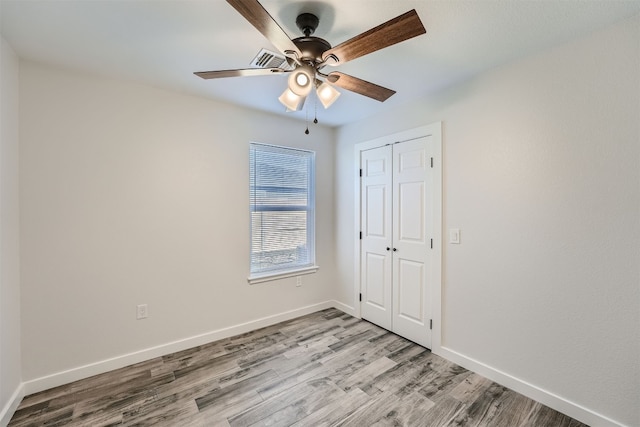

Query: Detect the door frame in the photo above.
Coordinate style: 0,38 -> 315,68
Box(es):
353,122 -> 442,351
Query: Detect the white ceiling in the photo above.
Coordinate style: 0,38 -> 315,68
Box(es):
2,0 -> 639,127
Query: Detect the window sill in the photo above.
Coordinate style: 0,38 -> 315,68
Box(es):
248,265 -> 319,285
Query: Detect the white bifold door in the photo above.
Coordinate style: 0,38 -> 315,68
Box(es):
360,136 -> 434,348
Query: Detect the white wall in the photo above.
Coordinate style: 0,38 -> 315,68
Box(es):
336,15 -> 639,427
0,35 -> 22,423
19,61 -> 336,385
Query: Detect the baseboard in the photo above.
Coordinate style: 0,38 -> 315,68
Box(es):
332,300 -> 356,317
0,383 -> 25,427
435,346 -> 627,427
23,301 -> 336,396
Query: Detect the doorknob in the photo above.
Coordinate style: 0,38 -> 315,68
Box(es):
393,248 -> 397,251
386,247 -> 390,251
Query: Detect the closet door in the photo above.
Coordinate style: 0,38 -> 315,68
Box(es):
360,145 -> 393,330
392,137 -> 432,347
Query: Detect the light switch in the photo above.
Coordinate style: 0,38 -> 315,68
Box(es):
449,228 -> 460,244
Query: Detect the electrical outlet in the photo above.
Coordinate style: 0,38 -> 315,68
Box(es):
296,276 -> 302,287
136,304 -> 148,320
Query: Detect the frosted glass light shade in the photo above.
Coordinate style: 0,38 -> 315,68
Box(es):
316,82 -> 341,109
288,66 -> 314,96
278,88 -> 306,111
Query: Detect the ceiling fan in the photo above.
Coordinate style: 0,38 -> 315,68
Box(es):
195,0 -> 426,114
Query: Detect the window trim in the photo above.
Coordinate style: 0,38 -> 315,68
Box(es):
247,142 -> 318,284
248,265 -> 319,285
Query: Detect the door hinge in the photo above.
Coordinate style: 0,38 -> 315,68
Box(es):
359,231 -> 362,240
430,157 -> 434,168
430,319 -> 433,330
430,238 -> 433,249
359,293 -> 362,302
359,168 -> 362,177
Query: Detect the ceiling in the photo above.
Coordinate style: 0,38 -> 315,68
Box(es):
2,0 -> 639,127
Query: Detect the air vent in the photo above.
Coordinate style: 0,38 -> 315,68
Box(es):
250,48 -> 291,70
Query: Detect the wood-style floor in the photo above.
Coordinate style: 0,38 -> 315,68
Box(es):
9,308 -> 588,426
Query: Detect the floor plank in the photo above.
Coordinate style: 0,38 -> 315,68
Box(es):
8,308 -> 590,427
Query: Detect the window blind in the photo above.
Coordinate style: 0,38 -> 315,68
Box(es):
249,143 -> 315,276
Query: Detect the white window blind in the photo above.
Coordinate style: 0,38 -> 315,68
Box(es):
249,143 -> 316,279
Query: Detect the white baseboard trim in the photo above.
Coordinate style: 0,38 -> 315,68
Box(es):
23,301 -> 336,396
0,383 -> 25,427
332,300 -> 356,317
435,346 -> 627,427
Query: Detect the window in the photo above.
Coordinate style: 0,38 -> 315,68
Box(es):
249,143 -> 317,283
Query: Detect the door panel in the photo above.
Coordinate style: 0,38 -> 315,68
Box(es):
360,145 -> 393,330
398,181 -> 425,242
398,147 -> 426,172
364,252 -> 387,308
365,185 -> 387,237
365,157 -> 387,176
393,137 -> 432,348
397,259 -> 424,322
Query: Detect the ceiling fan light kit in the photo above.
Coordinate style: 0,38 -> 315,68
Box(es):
195,0 -> 426,130
280,65 -> 338,111
288,65 -> 314,96
278,88 -> 306,112
317,81 -> 341,109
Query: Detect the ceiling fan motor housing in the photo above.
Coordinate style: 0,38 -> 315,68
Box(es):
293,36 -> 331,63
293,13 -> 331,64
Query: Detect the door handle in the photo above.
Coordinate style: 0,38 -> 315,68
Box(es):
386,247 -> 391,251
393,248 -> 397,251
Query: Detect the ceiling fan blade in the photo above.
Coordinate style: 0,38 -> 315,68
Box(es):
322,9 -> 425,66
327,72 -> 395,102
226,0 -> 301,57
194,68 -> 285,79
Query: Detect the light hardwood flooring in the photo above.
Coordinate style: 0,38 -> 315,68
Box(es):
9,308 -> 588,426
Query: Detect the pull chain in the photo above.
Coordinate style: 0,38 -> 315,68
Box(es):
304,85 -> 319,134
305,102 -> 309,134
314,91 -> 318,124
